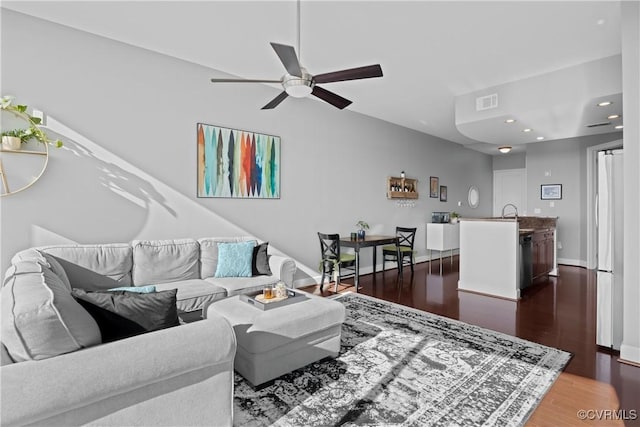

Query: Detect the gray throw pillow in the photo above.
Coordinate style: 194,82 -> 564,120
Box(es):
252,242 -> 272,276
71,289 -> 179,343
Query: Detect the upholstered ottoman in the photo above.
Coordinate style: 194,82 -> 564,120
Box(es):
207,292 -> 345,386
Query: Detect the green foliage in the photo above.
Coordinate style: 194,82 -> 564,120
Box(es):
1,128 -> 36,143
450,212 -> 460,218
0,96 -> 63,147
356,220 -> 370,230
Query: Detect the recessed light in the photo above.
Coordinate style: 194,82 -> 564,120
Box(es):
498,146 -> 512,154
505,119 -> 516,123
597,101 -> 612,107
536,136 -> 545,140
522,128 -> 532,133
607,114 -> 620,119
615,125 -> 624,129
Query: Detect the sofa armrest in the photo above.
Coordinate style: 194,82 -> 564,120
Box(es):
1,312 -> 237,427
269,255 -> 297,287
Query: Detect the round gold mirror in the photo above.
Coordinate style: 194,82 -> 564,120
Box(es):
0,107 -> 49,197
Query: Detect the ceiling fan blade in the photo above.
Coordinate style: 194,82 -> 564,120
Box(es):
313,64 -> 383,84
261,91 -> 289,110
210,78 -> 282,83
270,42 -> 302,77
311,86 -> 352,109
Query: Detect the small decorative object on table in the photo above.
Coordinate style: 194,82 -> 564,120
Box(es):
450,212 -> 460,224
241,288 -> 307,310
275,281 -> 287,298
356,220 -> 369,239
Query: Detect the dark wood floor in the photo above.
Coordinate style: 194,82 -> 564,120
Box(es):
302,257 -> 640,426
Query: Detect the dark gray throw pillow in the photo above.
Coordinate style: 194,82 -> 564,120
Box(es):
252,242 -> 272,276
71,288 -> 179,343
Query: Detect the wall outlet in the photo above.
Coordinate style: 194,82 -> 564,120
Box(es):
32,109 -> 45,125
549,201 -> 555,208
534,208 -> 541,214
557,241 -> 563,249
545,170 -> 551,177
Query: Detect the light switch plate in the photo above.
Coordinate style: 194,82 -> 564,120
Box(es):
549,201 -> 555,207
32,109 -> 45,125
534,208 -> 541,214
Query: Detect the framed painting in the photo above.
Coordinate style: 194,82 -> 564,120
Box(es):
197,123 -> 280,198
440,185 -> 447,202
541,184 -> 562,200
430,176 -> 439,198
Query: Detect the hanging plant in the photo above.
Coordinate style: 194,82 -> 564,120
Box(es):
1,96 -> 63,147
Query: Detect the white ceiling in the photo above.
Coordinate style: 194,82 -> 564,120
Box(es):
3,1 -> 624,155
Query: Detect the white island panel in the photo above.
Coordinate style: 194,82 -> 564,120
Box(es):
458,220 -> 519,300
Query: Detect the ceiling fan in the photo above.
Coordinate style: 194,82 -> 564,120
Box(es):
209,1 -> 383,110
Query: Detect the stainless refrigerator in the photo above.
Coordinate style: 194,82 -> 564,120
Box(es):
596,149 -> 624,350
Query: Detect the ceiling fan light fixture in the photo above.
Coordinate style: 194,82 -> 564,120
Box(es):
498,146 -> 512,154
282,68 -> 314,98
284,82 -> 313,98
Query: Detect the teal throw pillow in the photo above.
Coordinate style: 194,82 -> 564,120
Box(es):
109,286 -> 157,293
215,241 -> 255,277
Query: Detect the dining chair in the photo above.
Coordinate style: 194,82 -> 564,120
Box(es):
382,227 -> 417,273
317,232 -> 356,292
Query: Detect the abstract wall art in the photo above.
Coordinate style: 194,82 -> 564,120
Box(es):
197,123 -> 280,198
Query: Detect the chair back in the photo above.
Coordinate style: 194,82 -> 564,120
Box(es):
318,232 -> 341,263
396,227 -> 417,249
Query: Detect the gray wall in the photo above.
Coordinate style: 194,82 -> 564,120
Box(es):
525,132 -> 621,264
0,10 -> 493,281
492,152 -> 526,170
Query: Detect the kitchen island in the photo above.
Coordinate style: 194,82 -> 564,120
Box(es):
458,217 -> 557,300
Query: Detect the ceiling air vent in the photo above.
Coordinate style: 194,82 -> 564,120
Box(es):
586,122 -> 612,128
476,93 -> 498,111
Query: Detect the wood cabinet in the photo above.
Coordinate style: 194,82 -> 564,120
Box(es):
532,229 -> 554,279
387,176 -> 418,199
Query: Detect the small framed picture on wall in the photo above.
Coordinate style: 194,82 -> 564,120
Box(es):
541,184 -> 562,200
430,177 -> 439,198
440,186 -> 447,202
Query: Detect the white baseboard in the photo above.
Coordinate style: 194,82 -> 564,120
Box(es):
620,343 -> 640,365
557,258 -> 587,268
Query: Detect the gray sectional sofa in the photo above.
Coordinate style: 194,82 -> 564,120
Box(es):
0,237 -> 297,426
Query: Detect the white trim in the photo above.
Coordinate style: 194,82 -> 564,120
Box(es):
557,258 -> 587,268
620,344 -> 640,365
586,140 -> 623,270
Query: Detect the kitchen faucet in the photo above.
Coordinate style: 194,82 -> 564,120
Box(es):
501,203 -> 519,219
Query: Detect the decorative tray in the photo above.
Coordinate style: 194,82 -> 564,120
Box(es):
239,288 -> 308,311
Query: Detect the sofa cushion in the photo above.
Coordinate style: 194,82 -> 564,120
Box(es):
132,239 -> 199,285
1,261 -> 101,361
37,244 -> 133,289
108,285 -> 157,293
153,280 -> 227,312
198,237 -> 256,278
252,242 -> 272,276
214,241 -> 255,278
10,248 -> 72,290
71,289 -> 179,343
205,275 -> 279,297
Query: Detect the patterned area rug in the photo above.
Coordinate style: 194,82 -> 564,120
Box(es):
234,292 -> 571,426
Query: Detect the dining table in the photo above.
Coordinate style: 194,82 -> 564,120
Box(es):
339,235 -> 402,292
